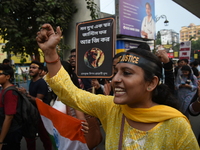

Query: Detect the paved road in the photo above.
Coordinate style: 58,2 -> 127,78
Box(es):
21,137 -> 47,150
20,127 -> 105,150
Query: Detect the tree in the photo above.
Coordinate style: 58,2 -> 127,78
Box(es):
191,38 -> 200,59
0,0 -> 77,62
85,0 -> 100,20
155,31 -> 161,45
172,42 -> 180,52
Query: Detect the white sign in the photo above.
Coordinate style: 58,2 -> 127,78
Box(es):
179,41 -> 191,60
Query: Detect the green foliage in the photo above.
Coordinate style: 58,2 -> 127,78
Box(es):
156,31 -> 161,39
85,0 -> 100,20
172,43 -> 180,52
20,56 -> 27,64
155,39 -> 161,45
155,31 -> 161,45
56,38 -> 70,60
0,0 -> 77,62
191,38 -> 200,57
192,39 -> 200,50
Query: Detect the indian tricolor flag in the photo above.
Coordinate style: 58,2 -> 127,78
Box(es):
36,99 -> 89,150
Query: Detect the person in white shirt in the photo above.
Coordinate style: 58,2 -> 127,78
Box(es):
141,2 -> 155,40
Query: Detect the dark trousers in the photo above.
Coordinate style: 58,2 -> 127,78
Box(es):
2,128 -> 23,150
25,118 -> 52,150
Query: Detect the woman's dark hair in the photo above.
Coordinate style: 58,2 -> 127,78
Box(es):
126,48 -> 179,109
181,65 -> 191,73
181,65 -> 193,80
61,61 -> 80,88
113,52 -> 126,61
138,43 -> 151,51
0,64 -> 14,82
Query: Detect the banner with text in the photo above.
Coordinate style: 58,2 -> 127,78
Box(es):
179,41 -> 191,60
118,0 -> 155,40
76,16 -> 115,78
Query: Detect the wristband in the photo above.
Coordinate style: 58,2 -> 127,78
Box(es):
45,56 -> 60,64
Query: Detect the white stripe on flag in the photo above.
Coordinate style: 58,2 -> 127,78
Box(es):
41,115 -> 89,150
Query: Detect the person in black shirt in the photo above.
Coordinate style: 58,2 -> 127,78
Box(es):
19,61 -> 52,150
190,60 -> 199,78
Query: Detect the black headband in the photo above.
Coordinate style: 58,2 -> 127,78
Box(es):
117,53 -> 159,74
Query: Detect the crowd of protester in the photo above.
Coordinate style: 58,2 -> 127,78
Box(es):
36,24 -> 199,149
0,23 -> 200,150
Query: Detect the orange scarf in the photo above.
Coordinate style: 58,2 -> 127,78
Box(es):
121,105 -> 189,124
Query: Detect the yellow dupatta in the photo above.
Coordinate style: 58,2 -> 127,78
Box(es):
121,105 -> 189,124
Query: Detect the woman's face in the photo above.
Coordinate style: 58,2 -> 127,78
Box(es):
146,4 -> 151,16
182,70 -> 190,77
112,63 -> 152,108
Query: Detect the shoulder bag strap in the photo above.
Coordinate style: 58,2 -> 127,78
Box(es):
118,114 -> 125,150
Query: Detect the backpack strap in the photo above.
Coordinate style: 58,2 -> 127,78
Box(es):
2,86 -> 29,105
2,86 -> 18,104
1,86 -> 23,129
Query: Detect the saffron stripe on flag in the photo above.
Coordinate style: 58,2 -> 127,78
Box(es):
36,98 -> 89,150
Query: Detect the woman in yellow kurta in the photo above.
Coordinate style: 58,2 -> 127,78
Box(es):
36,24 -> 199,150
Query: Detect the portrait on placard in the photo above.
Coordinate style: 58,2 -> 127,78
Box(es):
84,47 -> 105,69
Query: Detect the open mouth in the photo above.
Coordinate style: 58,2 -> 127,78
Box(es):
114,88 -> 125,95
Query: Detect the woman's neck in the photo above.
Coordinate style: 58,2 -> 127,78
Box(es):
127,95 -> 158,108
126,117 -> 158,131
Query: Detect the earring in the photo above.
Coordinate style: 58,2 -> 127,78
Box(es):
147,87 -> 151,91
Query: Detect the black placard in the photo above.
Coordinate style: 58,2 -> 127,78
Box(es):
76,16 -> 116,78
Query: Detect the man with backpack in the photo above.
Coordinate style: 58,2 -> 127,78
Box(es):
0,64 -> 22,150
19,61 -> 52,150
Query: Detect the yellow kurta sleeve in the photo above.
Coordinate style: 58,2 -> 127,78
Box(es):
45,66 -> 114,119
45,66 -> 199,150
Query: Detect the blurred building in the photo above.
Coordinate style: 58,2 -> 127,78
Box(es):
160,29 -> 179,45
180,23 -> 200,42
